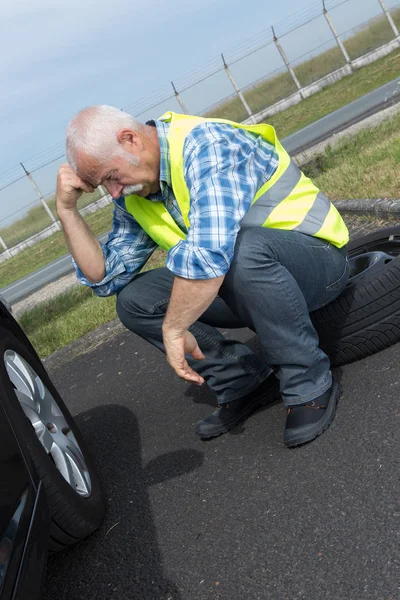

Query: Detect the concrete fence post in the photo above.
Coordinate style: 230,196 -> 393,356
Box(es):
322,0 -> 353,69
98,185 -> 108,199
171,81 -> 189,114
221,54 -> 256,123
0,233 -> 10,258
377,0 -> 400,39
20,163 -> 61,230
271,27 -> 305,99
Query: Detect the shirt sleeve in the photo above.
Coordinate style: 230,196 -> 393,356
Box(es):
74,197 -> 158,297
166,122 -> 278,280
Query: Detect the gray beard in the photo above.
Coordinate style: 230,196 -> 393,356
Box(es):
122,184 -> 144,196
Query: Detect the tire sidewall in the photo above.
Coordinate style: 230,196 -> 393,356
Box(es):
312,231 -> 400,366
0,327 -> 105,534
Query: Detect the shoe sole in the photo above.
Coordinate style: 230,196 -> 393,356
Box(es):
283,380 -> 342,448
196,381 -> 280,440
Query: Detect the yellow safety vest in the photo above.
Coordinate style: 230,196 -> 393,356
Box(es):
125,112 -> 349,251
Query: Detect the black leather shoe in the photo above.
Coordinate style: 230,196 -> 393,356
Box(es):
195,374 -> 279,439
284,379 -> 342,448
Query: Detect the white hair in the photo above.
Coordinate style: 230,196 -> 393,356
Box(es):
66,105 -> 143,170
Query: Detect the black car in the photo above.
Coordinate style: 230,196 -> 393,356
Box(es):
0,294 -> 105,600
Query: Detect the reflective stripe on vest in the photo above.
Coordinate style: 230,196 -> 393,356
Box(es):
241,160 -> 302,227
124,112 -> 349,250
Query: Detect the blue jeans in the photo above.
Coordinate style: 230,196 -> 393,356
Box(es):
116,228 -> 349,407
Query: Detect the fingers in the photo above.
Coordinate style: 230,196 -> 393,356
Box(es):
56,164 -> 95,211
166,352 -> 204,385
58,164 -> 94,191
80,180 -> 95,194
163,330 -> 205,385
175,361 -> 205,385
191,345 -> 205,361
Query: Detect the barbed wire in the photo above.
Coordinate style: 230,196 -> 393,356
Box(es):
0,173 -> 27,194
131,94 -> 176,119
241,63 -> 296,94
336,13 -> 393,38
229,39 -> 275,67
200,91 -> 241,117
0,198 -> 42,226
30,153 -> 66,176
289,36 -> 341,66
173,56 -> 225,91
178,67 -> 225,94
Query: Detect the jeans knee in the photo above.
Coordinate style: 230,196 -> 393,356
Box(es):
116,287 -> 132,329
116,281 -> 145,332
224,228 -> 275,290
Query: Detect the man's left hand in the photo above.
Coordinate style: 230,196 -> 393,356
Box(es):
163,328 -> 205,385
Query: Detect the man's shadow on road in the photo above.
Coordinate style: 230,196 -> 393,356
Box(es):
44,404 -> 203,600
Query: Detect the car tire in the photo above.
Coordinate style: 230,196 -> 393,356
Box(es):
0,328 -> 106,553
311,226 -> 400,367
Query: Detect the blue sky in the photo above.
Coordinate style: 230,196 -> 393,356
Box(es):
0,0 -> 393,223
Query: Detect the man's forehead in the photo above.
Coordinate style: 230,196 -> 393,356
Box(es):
75,154 -> 103,184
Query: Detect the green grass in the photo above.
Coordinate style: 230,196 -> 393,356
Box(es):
303,111 -> 400,200
19,286 -> 118,357
344,11 -> 396,60
205,8 -> 400,123
0,188 -> 104,248
19,247 -> 167,358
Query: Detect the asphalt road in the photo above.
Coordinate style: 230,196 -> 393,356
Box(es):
2,76 -> 400,305
43,327 -> 399,600
282,76 -> 400,154
0,233 -> 108,305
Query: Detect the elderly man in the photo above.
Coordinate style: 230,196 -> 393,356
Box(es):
56,105 -> 349,447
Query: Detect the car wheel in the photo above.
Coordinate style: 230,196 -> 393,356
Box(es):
312,225 -> 400,367
0,328 -> 106,552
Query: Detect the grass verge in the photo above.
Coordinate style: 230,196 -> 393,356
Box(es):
19,285 -> 118,358
19,248 -> 167,358
303,111 -> 400,199
21,111 -> 400,358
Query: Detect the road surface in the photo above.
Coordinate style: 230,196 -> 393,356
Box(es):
43,324 -> 400,600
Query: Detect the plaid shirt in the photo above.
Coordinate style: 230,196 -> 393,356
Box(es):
75,119 -> 279,296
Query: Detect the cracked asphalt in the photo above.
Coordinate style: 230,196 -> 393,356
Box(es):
42,324 -> 399,600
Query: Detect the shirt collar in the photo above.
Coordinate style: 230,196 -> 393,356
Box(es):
149,120 -> 171,201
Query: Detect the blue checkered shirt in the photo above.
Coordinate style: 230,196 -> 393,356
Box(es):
75,119 -> 279,296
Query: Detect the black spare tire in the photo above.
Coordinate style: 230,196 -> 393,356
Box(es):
312,225 -> 400,367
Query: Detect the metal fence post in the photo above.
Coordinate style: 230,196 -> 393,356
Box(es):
322,0 -> 353,69
171,81 -> 189,114
272,26 -> 305,99
377,0 -> 400,39
20,163 -> 61,230
221,54 -> 256,123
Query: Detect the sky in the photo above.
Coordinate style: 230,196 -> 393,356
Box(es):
0,0 -> 395,223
